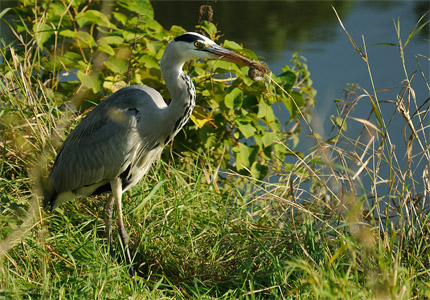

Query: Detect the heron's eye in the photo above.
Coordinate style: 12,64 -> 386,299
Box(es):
194,41 -> 202,48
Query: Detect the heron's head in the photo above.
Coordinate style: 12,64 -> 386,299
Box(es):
161,32 -> 252,68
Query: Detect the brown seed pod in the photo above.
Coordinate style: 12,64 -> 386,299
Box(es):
248,61 -> 269,81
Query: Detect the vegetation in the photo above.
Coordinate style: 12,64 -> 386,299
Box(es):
1,0 -> 429,299
0,0 -> 314,181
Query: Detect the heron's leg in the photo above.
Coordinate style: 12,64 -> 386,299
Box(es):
111,178 -> 135,276
104,195 -> 115,255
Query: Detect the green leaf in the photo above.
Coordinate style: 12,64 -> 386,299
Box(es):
279,70 -> 296,91
262,132 -> 277,147
250,162 -> 268,179
234,143 -> 259,171
77,70 -> 102,93
118,0 -> 154,18
274,143 -> 288,157
143,18 -> 163,32
405,20 -> 430,47
330,116 -> 347,131
59,29 -> 76,38
138,55 -> 159,69
222,40 -> 242,50
103,57 -> 129,74
169,25 -> 187,37
291,90 -> 305,107
47,2 -> 67,20
369,97 -> 383,129
98,44 -> 115,56
98,36 -> 124,46
212,60 -> 243,75
257,99 -> 276,123
375,42 -> 397,46
76,10 -> 112,28
290,91 -> 305,118
199,126 -> 219,149
224,87 -> 243,109
63,31 -> 96,47
45,52 -> 82,71
236,119 -> 256,139
0,8 -> 12,20
197,21 -> 217,40
33,22 -> 53,49
236,48 -> 258,61
112,12 -> 127,25
190,106 -> 210,128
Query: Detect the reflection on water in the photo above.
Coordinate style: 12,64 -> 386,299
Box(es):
153,1 -> 354,57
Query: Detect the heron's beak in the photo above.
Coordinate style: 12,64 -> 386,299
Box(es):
206,44 -> 252,67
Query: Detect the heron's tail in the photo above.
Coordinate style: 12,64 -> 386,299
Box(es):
41,176 -> 57,211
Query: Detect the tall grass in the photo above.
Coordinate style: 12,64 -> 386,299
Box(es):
1,8 -> 429,300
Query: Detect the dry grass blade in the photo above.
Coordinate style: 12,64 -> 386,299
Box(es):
352,135 -> 375,181
332,5 -> 366,62
348,116 -> 383,136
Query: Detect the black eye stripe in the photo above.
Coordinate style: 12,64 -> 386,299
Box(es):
174,33 -> 201,43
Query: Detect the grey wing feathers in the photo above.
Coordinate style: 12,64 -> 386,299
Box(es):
45,85 -> 166,207
51,118 -> 130,192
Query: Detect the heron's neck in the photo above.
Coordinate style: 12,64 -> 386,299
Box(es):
163,63 -> 195,107
160,57 -> 196,142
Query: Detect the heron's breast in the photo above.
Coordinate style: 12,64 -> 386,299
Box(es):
121,145 -> 163,192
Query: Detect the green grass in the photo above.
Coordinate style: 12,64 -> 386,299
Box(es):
1,9 -> 430,300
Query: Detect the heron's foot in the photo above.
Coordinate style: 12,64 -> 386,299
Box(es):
117,223 -> 136,277
107,236 -> 115,257
105,236 -> 136,277
104,225 -> 115,256
123,241 -> 136,277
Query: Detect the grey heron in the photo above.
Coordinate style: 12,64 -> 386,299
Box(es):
43,32 -> 253,276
